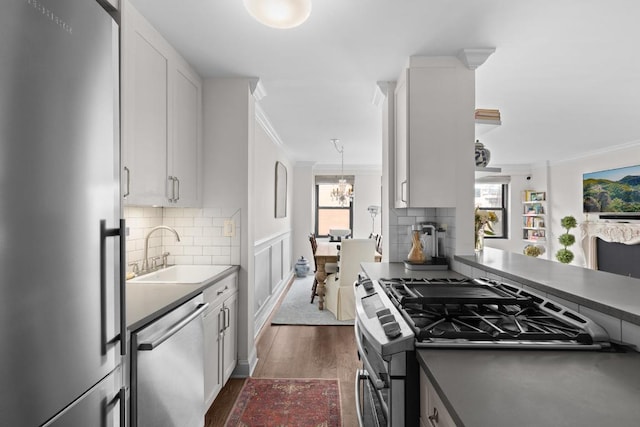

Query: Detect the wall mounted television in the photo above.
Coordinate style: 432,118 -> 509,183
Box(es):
583,164 -> 640,214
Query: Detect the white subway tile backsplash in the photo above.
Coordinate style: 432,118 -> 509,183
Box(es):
124,206 -> 241,273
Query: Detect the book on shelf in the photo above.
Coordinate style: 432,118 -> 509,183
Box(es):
475,108 -> 500,118
523,204 -> 544,214
523,190 -> 546,202
524,229 -> 546,240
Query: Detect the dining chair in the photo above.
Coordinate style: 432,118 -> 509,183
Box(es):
309,233 -> 337,303
323,238 -> 376,320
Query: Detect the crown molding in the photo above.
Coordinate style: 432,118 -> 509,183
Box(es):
254,103 -> 284,147
372,81 -> 391,107
249,78 -> 266,101
457,48 -> 496,70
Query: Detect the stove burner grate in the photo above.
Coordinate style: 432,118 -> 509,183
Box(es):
379,277 -> 608,347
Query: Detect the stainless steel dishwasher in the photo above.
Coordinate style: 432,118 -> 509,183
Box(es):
131,294 -> 208,427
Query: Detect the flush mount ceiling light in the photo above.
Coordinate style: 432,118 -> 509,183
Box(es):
243,0 -> 312,29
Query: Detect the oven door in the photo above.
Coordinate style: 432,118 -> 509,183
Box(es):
356,368 -> 388,427
355,322 -> 390,427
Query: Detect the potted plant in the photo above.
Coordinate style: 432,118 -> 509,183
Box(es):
474,207 -> 497,252
555,215 -> 577,263
524,245 -> 543,257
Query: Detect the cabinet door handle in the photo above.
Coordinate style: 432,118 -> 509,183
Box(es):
218,309 -> 224,334
123,166 -> 130,198
175,176 -> 180,201
224,306 -> 230,330
401,180 -> 407,203
428,408 -> 439,426
167,176 -> 173,202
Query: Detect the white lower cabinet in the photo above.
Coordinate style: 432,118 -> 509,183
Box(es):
420,369 -> 457,427
203,273 -> 238,409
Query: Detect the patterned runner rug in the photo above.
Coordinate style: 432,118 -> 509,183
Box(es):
225,378 -> 342,426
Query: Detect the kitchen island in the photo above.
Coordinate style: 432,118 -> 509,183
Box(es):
417,347 -> 640,427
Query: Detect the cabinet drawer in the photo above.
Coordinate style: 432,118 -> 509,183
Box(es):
203,272 -> 238,306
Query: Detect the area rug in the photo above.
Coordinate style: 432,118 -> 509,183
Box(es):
270,275 -> 353,326
225,378 -> 342,427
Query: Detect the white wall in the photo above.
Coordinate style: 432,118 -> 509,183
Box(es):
483,164 -> 550,258
292,162 -> 315,264
253,122 -> 293,241
202,77 -> 256,376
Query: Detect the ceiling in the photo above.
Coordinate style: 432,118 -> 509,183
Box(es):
129,0 -> 640,168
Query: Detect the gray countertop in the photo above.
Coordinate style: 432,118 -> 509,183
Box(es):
126,265 -> 239,331
454,248 -> 640,325
360,262 -> 467,281
417,348 -> 640,427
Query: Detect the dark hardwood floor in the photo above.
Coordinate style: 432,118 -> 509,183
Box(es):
204,279 -> 360,427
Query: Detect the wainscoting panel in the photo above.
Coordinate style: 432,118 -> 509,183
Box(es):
254,231 -> 294,335
254,248 -> 271,314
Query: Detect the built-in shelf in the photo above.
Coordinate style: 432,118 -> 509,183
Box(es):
475,166 -> 502,173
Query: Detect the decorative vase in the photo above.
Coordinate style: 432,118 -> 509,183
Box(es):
294,256 -> 310,277
474,228 -> 484,252
475,140 -> 491,167
407,227 -> 426,263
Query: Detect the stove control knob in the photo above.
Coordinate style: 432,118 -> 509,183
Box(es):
383,321 -> 402,339
360,278 -> 374,291
376,308 -> 391,318
378,314 -> 395,325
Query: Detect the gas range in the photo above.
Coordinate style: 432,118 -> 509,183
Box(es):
353,274 -> 614,427
380,276 -> 611,349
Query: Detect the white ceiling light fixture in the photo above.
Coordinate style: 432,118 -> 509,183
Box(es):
330,139 -> 353,207
243,0 -> 312,29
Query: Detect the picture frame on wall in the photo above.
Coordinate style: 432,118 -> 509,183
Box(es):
275,161 -> 287,218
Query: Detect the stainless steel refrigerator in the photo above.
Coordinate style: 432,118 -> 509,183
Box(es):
0,0 -> 125,426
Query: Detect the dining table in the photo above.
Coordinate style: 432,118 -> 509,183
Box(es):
314,241 -> 381,310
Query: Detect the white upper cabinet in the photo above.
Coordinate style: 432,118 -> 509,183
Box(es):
121,1 -> 202,207
394,57 -> 475,208
168,63 -> 202,206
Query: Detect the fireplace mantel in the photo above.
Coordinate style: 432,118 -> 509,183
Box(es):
580,221 -> 640,269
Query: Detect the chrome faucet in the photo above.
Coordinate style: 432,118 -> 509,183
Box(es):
141,226 -> 181,272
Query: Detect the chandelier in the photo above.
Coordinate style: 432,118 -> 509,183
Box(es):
330,139 -> 353,207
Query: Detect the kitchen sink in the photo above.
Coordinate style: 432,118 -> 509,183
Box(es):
128,265 -> 232,284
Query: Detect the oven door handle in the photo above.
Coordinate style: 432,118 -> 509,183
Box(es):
354,322 -> 386,389
355,369 -> 365,427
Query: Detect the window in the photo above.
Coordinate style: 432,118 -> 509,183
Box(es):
315,182 -> 353,237
475,183 -> 508,238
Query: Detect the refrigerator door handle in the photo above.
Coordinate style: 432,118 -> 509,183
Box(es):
123,166 -> 130,198
118,387 -> 126,427
138,303 -> 209,351
101,219 -> 127,356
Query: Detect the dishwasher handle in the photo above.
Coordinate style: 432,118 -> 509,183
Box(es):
138,303 -> 208,351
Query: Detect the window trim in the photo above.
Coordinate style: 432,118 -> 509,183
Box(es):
314,184 -> 354,238
475,183 -> 508,239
